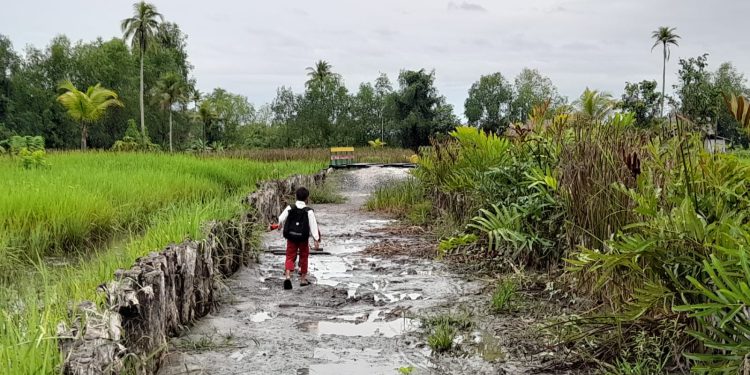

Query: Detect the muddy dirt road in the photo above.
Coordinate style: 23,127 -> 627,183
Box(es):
159,167 -> 556,375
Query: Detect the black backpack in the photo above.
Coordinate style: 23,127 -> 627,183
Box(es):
283,206 -> 311,242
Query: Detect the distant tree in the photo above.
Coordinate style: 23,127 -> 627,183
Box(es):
394,69 -> 446,150
0,35 -> 18,123
713,62 -> 750,146
620,80 -> 661,127
464,72 -> 513,133
56,81 -> 123,150
674,54 -> 717,126
574,88 -> 614,121
122,1 -> 164,140
152,72 -> 188,152
374,73 -> 394,141
511,68 -> 562,123
651,26 -> 680,117
195,100 -> 217,143
305,60 -> 339,87
203,88 -> 255,145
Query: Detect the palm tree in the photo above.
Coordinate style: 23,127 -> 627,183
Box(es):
574,88 -> 614,121
152,72 -> 188,152
651,26 -> 680,117
122,2 -> 163,140
57,81 -> 123,150
196,100 -> 217,144
191,88 -> 202,110
305,60 -> 338,87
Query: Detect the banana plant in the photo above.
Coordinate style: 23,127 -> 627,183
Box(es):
723,93 -> 750,133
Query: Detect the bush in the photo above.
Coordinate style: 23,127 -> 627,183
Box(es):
112,120 -> 159,151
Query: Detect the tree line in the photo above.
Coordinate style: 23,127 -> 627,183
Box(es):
1,12 -> 749,151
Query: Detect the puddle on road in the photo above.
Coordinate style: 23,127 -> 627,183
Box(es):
474,330 -> 505,362
297,318 -> 419,338
305,362 -> 397,375
250,311 -> 273,323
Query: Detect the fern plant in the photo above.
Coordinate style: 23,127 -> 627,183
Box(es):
674,238 -> 750,373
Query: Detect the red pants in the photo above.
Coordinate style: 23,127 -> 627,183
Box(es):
285,240 -> 309,275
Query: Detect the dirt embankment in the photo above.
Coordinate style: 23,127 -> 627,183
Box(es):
58,171 -> 327,375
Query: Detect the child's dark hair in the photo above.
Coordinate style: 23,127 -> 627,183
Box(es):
296,187 -> 310,201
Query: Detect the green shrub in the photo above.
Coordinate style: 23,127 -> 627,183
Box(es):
674,241 -> 750,373
18,148 -> 48,169
112,120 -> 159,152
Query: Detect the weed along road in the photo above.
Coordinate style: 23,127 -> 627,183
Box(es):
159,167 -> 538,375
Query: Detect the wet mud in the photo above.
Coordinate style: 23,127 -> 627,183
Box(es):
159,167 -> 575,375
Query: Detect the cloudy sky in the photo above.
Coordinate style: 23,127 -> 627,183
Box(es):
3,0 -> 750,114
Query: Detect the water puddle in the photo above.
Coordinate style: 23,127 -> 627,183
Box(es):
364,219 -> 397,225
306,362 -> 397,374
475,331 -> 505,362
297,317 -> 419,338
250,311 -> 273,323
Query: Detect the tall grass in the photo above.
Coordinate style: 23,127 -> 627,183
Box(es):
365,178 -> 426,217
0,151 -> 322,374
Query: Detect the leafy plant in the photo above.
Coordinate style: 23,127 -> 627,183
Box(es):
674,240 -> 750,373
368,138 -> 386,148
438,233 -> 478,258
112,120 -> 159,151
18,148 -> 48,169
398,366 -> 415,375
723,93 -> 750,134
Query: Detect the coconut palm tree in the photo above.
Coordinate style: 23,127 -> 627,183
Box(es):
574,87 -> 614,121
122,1 -> 163,140
196,100 -> 217,144
152,72 -> 188,152
57,81 -> 123,150
651,26 -> 680,117
305,60 -> 338,87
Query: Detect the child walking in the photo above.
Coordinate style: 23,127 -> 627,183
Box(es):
278,187 -> 320,290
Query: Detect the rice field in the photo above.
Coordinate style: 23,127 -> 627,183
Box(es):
0,151 -> 324,374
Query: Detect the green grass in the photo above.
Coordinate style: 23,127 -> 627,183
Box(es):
365,178 -> 427,222
0,151 -> 323,375
421,311 -> 474,331
427,323 -> 456,353
422,311 -> 474,353
308,179 -> 346,204
490,279 -> 517,313
0,152 -> 320,270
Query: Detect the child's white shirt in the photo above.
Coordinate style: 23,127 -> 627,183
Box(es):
278,201 -> 320,241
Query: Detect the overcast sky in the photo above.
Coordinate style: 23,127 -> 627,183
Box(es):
3,0 -> 750,114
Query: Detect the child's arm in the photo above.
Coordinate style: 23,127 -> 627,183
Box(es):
278,205 -> 291,228
308,210 -> 320,242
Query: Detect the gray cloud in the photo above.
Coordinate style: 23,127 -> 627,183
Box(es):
448,1 -> 488,12
1,0 -> 749,117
